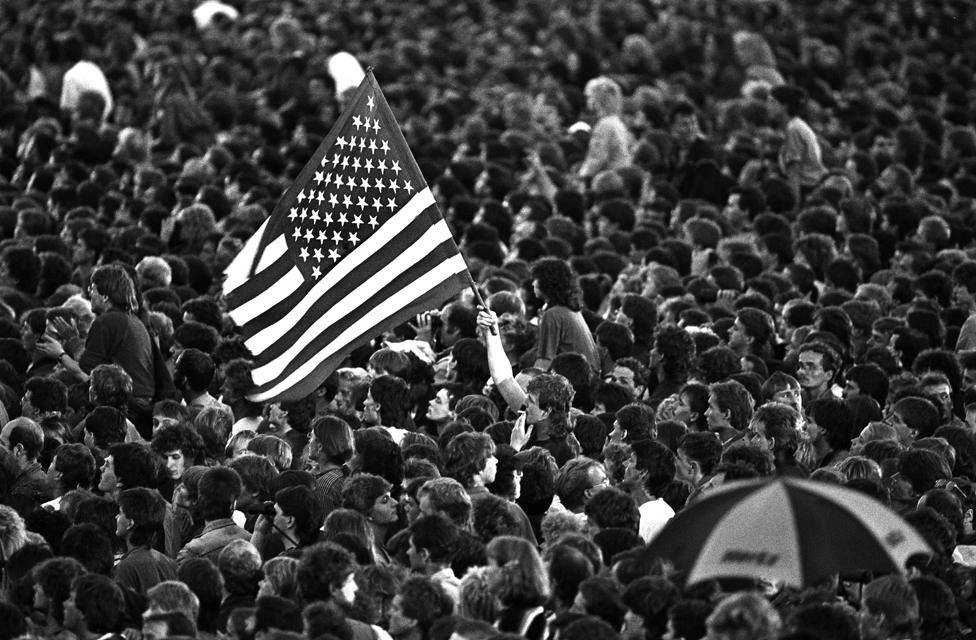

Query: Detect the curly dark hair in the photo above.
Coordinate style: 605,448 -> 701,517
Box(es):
531,258 -> 583,310
654,325 -> 696,382
444,432 -> 495,488
353,427 -> 404,489
150,423 -> 205,463
583,486 -> 639,532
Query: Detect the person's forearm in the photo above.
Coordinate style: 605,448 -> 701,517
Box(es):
57,352 -> 89,382
484,325 -> 526,410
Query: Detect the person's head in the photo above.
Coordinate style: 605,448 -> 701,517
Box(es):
176,557 -> 222,631
275,485 -> 326,547
297,542 -> 359,606
675,431 -> 722,487
486,535 -> 550,607
583,486 -> 639,534
614,402 -> 655,443
746,402 -> 801,459
174,348 -> 216,394
89,364 -> 133,409
309,415 -> 355,466
706,380 -> 755,434
584,76 -> 624,116
217,539 -> 263,598
33,557 -> 88,623
407,513 -> 459,572
729,308 -> 775,358
253,595 -> 303,638
444,432 -> 496,488
526,373 -> 576,432
89,264 -> 138,313
144,581 -> 200,636
197,466 -> 243,520
0,504 -> 27,564
341,473 -> 397,526
861,575 -> 919,640
796,341 -> 840,392
438,301 -> 478,349
789,601 -> 859,640
102,442 -> 158,495
22,376 -> 68,418
706,592 -> 781,640
141,611 -> 197,640
890,396 -> 941,441
532,257 -> 582,310
64,573 -> 125,635
150,423 -> 204,481
48,443 -> 94,494
652,324 -> 696,381
1,417 -> 44,464
761,371 -> 803,415
896,448 -> 952,496
259,556 -> 300,600
416,477 -> 473,528
845,363 -> 889,406
364,375 -> 412,429
556,457 -> 610,513
674,382 -> 709,431
225,455 -> 278,511
116,487 -> 166,547
248,434 -> 293,472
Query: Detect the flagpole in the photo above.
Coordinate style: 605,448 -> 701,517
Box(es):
464,269 -> 496,336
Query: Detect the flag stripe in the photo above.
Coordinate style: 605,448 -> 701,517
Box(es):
226,255 -> 301,314
241,201 -> 448,346
229,188 -> 435,328
223,216 -> 271,295
247,269 -> 472,403
249,234 -> 464,384
248,256 -> 470,400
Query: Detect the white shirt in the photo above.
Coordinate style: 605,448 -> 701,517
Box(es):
638,498 -> 675,543
60,61 -> 113,120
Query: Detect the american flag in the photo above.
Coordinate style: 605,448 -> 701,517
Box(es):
223,71 -> 472,403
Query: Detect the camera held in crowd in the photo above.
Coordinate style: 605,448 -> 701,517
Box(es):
244,501 -> 277,517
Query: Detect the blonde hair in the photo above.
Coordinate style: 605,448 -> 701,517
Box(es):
261,556 -> 300,599
486,536 -> 550,606
584,76 -> 624,115
458,566 -> 500,622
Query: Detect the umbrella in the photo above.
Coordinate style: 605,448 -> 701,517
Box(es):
645,477 -> 931,588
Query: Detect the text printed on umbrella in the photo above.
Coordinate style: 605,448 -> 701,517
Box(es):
721,550 -> 780,566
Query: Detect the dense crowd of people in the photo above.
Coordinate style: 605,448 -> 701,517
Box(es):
1,0 -> 976,639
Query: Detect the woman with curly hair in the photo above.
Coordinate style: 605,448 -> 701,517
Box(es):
530,258 -> 601,373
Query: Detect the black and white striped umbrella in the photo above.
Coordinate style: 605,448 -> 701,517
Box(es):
644,477 -> 931,588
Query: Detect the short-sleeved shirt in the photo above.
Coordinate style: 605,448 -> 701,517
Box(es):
536,305 -> 601,373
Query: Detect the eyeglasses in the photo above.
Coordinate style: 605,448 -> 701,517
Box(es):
934,478 -> 970,502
